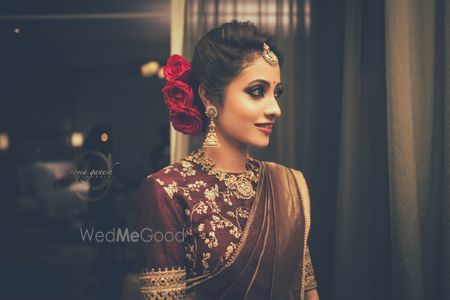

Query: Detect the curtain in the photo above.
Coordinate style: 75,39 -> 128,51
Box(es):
329,0 -> 392,298
385,0 -> 450,299
302,0 -> 392,299
308,0 -> 450,299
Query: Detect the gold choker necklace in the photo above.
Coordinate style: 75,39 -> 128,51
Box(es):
187,148 -> 260,200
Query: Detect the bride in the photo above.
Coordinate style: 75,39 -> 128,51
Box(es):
135,20 -> 319,300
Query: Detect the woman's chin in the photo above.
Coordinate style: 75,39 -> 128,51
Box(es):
248,137 -> 270,148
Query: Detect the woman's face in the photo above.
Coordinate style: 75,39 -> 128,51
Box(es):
217,55 -> 283,148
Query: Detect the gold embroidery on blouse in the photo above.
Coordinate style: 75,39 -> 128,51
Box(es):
184,240 -> 197,272
153,150 -> 262,277
188,183 -> 253,274
186,148 -> 260,200
139,266 -> 186,299
179,160 -> 196,177
203,231 -> 219,248
162,161 -> 196,177
185,163 -> 265,289
204,184 -> 219,201
156,179 -> 207,201
225,242 -> 237,260
201,252 -> 211,274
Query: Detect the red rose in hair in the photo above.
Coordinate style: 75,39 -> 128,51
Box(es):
163,54 -> 192,81
169,106 -> 203,135
161,80 -> 194,110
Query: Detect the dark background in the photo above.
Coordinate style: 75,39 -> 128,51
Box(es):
0,1 -> 170,299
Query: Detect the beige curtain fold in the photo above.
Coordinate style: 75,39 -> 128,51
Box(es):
170,0 -> 189,163
385,0 -> 450,299
445,1 -> 450,296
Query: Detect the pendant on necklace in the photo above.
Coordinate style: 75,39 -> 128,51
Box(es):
235,177 -> 255,199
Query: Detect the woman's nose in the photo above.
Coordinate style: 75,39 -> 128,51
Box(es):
265,97 -> 282,119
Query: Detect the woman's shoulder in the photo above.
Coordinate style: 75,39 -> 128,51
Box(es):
143,157 -> 197,182
135,162 -> 188,229
136,160 -> 188,208
261,160 -> 304,175
139,156 -> 202,197
260,161 -> 310,188
137,155 -> 213,210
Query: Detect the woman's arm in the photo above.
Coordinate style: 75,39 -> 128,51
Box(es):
304,245 -> 319,299
135,176 -> 188,298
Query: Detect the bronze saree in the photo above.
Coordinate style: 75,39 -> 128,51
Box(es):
184,161 -> 312,300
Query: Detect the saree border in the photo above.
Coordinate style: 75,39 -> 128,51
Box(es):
290,169 -> 311,300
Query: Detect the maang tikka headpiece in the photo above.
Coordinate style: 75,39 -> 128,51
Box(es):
262,42 -> 279,66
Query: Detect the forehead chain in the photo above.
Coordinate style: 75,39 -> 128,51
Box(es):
262,42 -> 279,66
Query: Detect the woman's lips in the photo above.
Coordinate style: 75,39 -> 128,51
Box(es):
255,122 -> 274,134
256,126 -> 272,134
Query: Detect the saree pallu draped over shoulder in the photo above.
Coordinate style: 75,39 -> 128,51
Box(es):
185,161 -> 312,300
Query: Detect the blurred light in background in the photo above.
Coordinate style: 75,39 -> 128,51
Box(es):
0,133 -> 10,151
157,66 -> 165,79
304,0 -> 311,36
71,132 -> 84,147
141,60 -> 160,77
100,132 -> 109,142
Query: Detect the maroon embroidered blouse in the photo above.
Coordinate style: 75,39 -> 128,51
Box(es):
135,150 -> 317,298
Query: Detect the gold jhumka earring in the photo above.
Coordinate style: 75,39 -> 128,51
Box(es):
203,106 -> 220,148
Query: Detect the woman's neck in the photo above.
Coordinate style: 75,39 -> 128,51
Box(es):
202,131 -> 248,173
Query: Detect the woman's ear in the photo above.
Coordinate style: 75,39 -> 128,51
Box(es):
198,83 -> 214,108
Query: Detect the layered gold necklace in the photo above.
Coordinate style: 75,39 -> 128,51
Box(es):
188,148 -> 260,200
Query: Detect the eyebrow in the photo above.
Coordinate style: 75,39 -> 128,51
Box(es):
247,79 -> 282,88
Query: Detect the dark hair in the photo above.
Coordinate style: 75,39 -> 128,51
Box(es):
190,20 -> 284,132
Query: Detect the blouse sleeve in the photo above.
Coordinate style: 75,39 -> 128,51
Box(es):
134,176 -> 188,299
304,244 -> 318,291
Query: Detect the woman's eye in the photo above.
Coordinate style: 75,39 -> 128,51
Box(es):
249,87 -> 265,97
247,86 -> 284,99
275,88 -> 284,99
